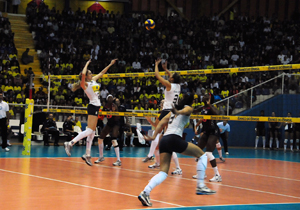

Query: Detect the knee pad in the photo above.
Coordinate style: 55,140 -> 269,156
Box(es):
216,142 -> 221,149
284,139 -> 288,143
205,151 -> 215,161
112,139 -> 118,147
87,131 -> 95,142
86,128 -> 94,136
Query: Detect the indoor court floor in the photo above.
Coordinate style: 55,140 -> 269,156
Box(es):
0,146 -> 299,210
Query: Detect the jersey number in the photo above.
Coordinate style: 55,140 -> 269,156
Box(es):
173,94 -> 179,105
169,114 -> 176,124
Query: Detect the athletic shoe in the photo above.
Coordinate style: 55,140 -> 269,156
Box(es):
196,185 -> 216,195
291,149 -> 294,153
64,142 -> 72,157
219,157 -> 225,162
94,157 -> 105,164
3,147 -> 9,152
131,144 -> 135,147
113,160 -> 122,166
263,147 -> 266,150
148,163 -> 160,168
171,168 -> 182,175
82,154 -> 92,166
209,175 -> 222,182
225,152 -> 229,155
192,174 -> 207,179
138,191 -> 152,207
142,156 -> 154,162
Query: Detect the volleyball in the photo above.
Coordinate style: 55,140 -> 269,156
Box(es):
145,19 -> 155,30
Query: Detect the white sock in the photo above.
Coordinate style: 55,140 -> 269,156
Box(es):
197,153 -> 207,188
154,150 -> 160,165
284,139 -> 288,150
262,137 -> 266,148
144,171 -> 168,195
290,140 -> 293,150
213,166 -> 220,176
85,131 -> 95,156
216,142 -> 222,158
69,128 -> 93,146
148,133 -> 159,158
255,136 -> 259,147
98,141 -> 104,157
296,139 -> 299,150
114,146 -> 120,161
172,152 -> 180,169
276,138 -> 279,148
269,137 -> 273,148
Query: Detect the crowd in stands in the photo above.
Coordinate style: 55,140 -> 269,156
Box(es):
1,2 -> 300,119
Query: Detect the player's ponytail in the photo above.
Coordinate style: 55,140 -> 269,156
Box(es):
71,73 -> 83,92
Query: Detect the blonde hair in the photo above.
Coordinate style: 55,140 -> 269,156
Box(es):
71,73 -> 83,92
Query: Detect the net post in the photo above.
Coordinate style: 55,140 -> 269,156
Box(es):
22,99 -> 34,156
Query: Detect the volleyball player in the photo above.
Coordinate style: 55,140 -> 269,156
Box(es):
145,100 -> 183,175
268,112 -> 281,150
193,94 -> 222,182
64,59 -> 117,166
142,59 -> 182,174
138,93 -> 215,207
94,95 -> 122,166
284,112 -> 294,152
255,110 -> 266,149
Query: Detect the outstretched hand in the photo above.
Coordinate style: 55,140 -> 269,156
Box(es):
86,59 -> 92,65
110,58 -> 118,65
155,58 -> 162,66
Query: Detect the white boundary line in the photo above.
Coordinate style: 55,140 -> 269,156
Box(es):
0,168 -> 183,207
50,158 -> 300,200
179,163 -> 300,182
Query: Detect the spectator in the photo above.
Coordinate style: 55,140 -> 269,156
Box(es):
63,115 -> 78,143
21,48 -> 34,65
41,113 -> 59,146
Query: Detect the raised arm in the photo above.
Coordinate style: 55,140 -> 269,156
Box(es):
162,61 -> 172,78
155,59 -> 171,90
80,59 -> 91,89
145,116 -> 160,127
92,58 -> 118,81
145,112 -> 171,141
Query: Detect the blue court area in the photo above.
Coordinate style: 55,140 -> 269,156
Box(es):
146,203 -> 300,210
1,146 -> 299,163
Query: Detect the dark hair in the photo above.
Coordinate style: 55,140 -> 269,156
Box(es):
172,73 -> 181,84
176,92 -> 194,110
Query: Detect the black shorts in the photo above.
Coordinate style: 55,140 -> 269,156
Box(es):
159,109 -> 171,121
87,104 -> 100,116
256,127 -> 265,136
159,134 -> 188,154
202,127 -> 220,137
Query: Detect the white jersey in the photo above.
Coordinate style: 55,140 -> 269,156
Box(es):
164,112 -> 190,137
163,83 -> 181,109
0,101 -> 9,119
84,80 -> 101,106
